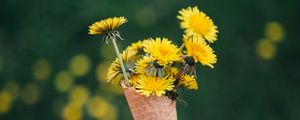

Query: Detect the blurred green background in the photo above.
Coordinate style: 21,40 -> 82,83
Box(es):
1,0 -> 300,120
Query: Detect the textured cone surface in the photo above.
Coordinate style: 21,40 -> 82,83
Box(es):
121,81 -> 177,120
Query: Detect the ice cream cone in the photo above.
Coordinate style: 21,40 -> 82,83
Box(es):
121,80 -> 177,120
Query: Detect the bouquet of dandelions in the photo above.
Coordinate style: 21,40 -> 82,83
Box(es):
89,6 -> 218,120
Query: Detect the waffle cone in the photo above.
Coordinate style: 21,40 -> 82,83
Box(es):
121,80 -> 177,120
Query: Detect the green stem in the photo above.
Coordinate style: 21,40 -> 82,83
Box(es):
179,43 -> 185,52
111,37 -> 130,86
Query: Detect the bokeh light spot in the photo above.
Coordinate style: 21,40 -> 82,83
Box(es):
3,81 -> 20,99
69,54 -> 91,77
32,59 -> 51,81
87,96 -> 110,119
264,22 -> 285,43
21,83 -> 40,105
0,91 -> 13,114
54,70 -> 74,93
62,102 -> 82,120
256,39 -> 277,60
95,61 -> 110,83
69,85 -> 90,106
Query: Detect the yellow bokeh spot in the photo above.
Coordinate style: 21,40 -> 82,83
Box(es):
103,103 -> 118,120
21,83 -> 40,105
54,70 -> 74,93
264,22 -> 285,42
95,61 -> 110,83
99,84 -> 124,95
62,102 -> 82,120
87,96 -> 110,119
3,81 -> 20,99
69,54 -> 91,77
256,39 -> 277,60
69,85 -> 89,106
0,91 -> 13,114
32,59 -> 51,81
100,45 -> 116,60
104,105 -> 118,120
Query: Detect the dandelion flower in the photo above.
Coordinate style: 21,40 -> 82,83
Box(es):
178,75 -> 198,90
178,6 -> 218,43
88,17 -> 127,35
170,67 -> 179,76
107,41 -> 143,83
129,74 -> 140,86
135,55 -> 170,77
184,36 -> 217,68
143,37 -> 181,66
135,75 -> 175,97
135,56 -> 153,74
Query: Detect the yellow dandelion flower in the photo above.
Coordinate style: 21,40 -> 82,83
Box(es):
107,58 -> 122,84
135,75 -> 175,97
88,17 -> 127,35
143,37 -> 181,66
134,56 -> 153,74
184,36 -> 217,68
126,40 -> 144,53
129,74 -> 140,86
256,39 -> 277,60
178,6 -> 218,43
178,75 -> 198,90
264,22 -> 285,42
0,91 -> 13,113
107,41 -> 143,83
170,67 -> 179,76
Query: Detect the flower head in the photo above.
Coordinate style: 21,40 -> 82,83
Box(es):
178,6 -> 218,43
88,17 -> 127,35
184,36 -> 217,68
170,67 -> 179,76
129,74 -> 140,86
143,37 -> 181,66
107,41 -> 143,84
135,75 -> 175,97
135,56 -> 153,74
178,75 -> 198,90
